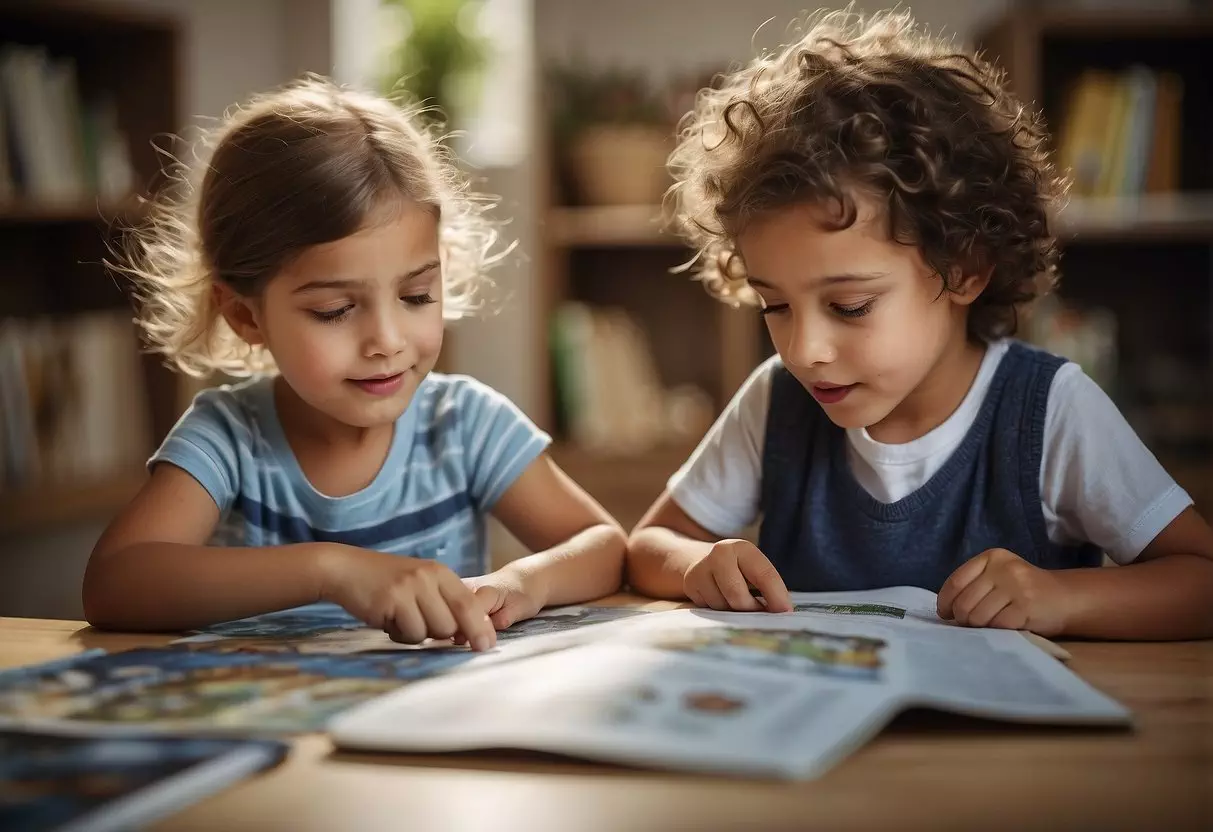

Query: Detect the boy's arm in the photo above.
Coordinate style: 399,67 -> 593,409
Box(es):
83,463 -> 330,630
1057,507 -> 1213,640
627,491 -> 719,599
488,454 -> 626,607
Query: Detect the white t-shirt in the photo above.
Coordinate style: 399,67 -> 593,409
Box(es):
669,340 -> 1192,565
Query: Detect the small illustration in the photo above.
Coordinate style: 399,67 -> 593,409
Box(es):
791,602 -> 906,619
652,627 -> 888,682
183,604 -> 364,641
599,682 -> 754,734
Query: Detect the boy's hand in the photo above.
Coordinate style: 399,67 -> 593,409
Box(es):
315,546 -> 497,651
937,548 -> 1070,637
462,567 -> 549,632
684,539 -> 792,612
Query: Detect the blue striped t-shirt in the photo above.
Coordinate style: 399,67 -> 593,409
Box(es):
150,373 -> 551,578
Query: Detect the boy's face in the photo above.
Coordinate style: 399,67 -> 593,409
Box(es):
234,200 -> 446,430
737,197 -> 983,441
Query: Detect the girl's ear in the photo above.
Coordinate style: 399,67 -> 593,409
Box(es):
215,283 -> 266,346
947,265 -> 993,307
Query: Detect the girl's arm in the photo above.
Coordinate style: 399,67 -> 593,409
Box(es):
83,463 -> 331,631
1056,507 -> 1213,640
486,454 -> 626,608
84,464 -> 497,648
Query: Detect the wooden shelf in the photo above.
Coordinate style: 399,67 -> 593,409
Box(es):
0,469 -> 147,536
546,205 -> 683,248
0,197 -> 148,226
1056,193 -> 1213,243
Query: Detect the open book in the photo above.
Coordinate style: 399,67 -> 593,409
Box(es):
329,587 -> 1132,780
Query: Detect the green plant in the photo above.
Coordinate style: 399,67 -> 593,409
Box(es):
546,61 -> 671,146
380,0 -> 487,125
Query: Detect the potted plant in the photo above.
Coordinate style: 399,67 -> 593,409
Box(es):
547,62 -> 674,206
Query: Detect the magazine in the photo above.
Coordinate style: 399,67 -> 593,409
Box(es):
0,726 -> 286,832
173,602 -> 652,656
328,587 -> 1133,780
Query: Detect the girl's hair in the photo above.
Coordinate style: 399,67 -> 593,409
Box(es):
666,8 -> 1066,341
114,75 -> 505,377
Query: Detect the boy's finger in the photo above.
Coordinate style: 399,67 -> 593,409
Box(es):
696,575 -> 730,610
416,589 -> 459,640
950,577 -> 995,627
738,550 -> 792,612
714,567 -> 762,611
387,601 -> 427,644
937,553 -> 989,619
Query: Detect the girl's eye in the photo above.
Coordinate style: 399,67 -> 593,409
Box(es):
832,299 -> 876,319
402,292 -> 436,307
310,305 -> 352,323
759,302 -> 790,317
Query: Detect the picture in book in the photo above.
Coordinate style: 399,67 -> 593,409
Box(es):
0,647 -> 476,734
177,603 -> 651,653
0,729 -> 287,832
791,602 -> 906,619
650,627 -> 888,683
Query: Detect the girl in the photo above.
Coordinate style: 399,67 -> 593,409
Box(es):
627,10 -> 1213,641
84,77 -> 625,651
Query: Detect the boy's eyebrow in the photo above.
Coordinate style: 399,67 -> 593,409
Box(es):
292,259 -> 441,294
746,272 -> 887,289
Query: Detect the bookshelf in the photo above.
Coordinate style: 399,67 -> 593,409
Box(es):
0,1 -> 182,534
978,7 -> 1213,513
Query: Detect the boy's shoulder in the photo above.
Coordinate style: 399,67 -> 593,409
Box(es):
182,375 -> 273,426
417,372 -> 521,416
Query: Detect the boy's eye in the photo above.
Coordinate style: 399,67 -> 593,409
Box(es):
759,302 -> 790,317
832,299 -> 876,319
310,305 -> 352,323
402,292 -> 436,307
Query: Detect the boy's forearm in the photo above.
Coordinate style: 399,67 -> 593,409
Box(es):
1059,554 -> 1213,640
505,523 -> 627,607
82,542 -> 332,632
625,527 -> 714,600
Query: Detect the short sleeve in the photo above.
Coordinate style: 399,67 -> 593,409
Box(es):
450,377 -> 551,510
1041,364 -> 1194,564
667,357 -> 776,537
147,387 -> 244,513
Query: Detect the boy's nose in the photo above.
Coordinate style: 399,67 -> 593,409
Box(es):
785,326 -> 835,369
364,312 -> 407,357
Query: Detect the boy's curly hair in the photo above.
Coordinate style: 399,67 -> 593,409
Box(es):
666,8 -> 1067,341
112,75 -> 506,377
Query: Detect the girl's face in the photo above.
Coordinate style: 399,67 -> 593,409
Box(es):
246,200 -> 446,430
736,197 -> 986,442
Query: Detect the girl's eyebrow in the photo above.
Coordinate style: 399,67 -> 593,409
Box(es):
292,260 -> 440,294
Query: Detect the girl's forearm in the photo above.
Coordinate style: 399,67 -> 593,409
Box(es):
504,523 -> 626,608
1059,554 -> 1213,640
82,541 -> 332,632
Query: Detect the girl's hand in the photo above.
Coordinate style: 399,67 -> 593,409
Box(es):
315,546 -> 497,651
462,567 -> 550,631
683,539 -> 793,612
937,548 -> 1071,637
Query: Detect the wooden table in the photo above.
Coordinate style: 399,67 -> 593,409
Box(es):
1,608 -> 1211,831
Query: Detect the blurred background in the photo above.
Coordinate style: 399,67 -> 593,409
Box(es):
0,0 -> 1209,619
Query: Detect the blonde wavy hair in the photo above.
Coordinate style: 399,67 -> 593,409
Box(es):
113,75 -> 506,377
667,8 -> 1065,341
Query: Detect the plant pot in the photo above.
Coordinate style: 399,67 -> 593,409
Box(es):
568,124 -> 671,206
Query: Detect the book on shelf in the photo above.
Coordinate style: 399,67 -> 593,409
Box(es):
0,43 -> 135,206
329,586 -> 1131,780
1056,65 -> 1182,199
0,311 -> 151,492
550,301 -> 714,456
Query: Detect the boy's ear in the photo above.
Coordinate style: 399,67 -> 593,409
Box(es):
215,283 -> 266,346
948,265 -> 993,307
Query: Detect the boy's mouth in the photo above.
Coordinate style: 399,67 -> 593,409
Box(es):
809,382 -> 857,404
349,372 -> 405,396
